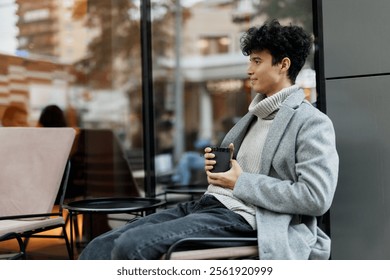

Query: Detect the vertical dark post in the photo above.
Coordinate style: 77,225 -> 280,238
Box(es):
173,0 -> 184,163
312,0 -> 326,114
140,0 -> 156,197
312,0 -> 331,241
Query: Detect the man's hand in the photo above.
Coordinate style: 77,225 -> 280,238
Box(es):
204,143 -> 242,189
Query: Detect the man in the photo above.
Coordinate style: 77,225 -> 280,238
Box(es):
79,19 -> 338,260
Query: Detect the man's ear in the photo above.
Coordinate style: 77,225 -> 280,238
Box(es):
280,57 -> 291,72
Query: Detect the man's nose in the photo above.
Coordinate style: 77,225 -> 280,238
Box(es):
247,64 -> 253,76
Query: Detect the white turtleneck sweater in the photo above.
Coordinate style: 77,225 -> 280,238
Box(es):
206,85 -> 299,229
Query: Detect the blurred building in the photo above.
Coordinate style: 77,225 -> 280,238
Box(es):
15,0 -> 88,63
0,53 -> 75,126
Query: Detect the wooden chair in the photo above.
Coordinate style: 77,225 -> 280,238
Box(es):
163,214 -> 331,260
163,237 -> 258,260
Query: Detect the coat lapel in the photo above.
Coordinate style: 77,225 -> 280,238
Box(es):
221,113 -> 255,159
260,89 -> 306,174
221,89 -> 306,173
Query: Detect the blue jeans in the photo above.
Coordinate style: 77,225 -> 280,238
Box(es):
78,195 -> 256,260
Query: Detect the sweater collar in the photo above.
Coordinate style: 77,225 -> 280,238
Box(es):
248,85 -> 300,120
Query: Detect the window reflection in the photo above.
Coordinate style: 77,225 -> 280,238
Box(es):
152,0 -> 315,187
0,0 -> 315,193
198,36 -> 230,55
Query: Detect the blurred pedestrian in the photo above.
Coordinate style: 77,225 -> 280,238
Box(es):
1,105 -> 28,127
37,104 -> 67,127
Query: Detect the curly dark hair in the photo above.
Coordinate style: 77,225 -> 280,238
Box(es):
38,104 -> 68,127
240,19 -> 313,82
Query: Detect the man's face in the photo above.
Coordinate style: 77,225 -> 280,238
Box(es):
247,50 -> 288,97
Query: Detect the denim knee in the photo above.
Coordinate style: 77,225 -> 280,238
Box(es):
111,234 -> 150,260
79,234 -> 110,260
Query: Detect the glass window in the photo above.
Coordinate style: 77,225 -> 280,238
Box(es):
1,0 -> 145,199
151,0 -> 316,187
24,9 -> 50,22
198,35 -> 230,55
0,0 -> 316,197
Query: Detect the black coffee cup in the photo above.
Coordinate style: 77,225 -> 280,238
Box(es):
210,147 -> 231,173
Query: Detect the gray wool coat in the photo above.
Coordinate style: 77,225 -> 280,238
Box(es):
220,89 -> 339,260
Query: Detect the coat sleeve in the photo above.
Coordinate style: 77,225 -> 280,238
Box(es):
233,110 -> 339,216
